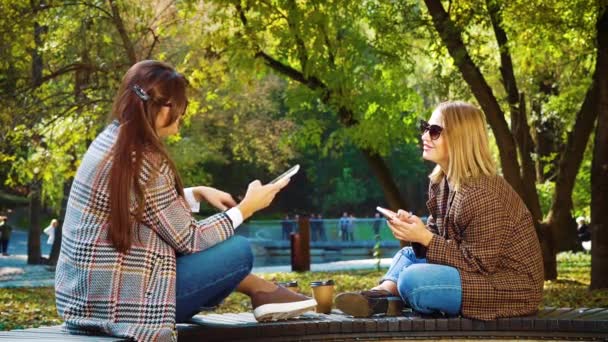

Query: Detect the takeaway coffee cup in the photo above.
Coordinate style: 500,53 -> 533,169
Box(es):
277,281 -> 299,293
310,280 -> 335,314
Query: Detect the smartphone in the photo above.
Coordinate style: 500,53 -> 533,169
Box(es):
376,206 -> 397,220
270,164 -> 300,184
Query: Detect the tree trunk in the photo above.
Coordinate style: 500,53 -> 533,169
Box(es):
361,149 -> 408,211
538,222 -> 557,280
109,0 -> 137,64
486,0 -> 542,222
590,5 -> 608,290
27,179 -> 42,264
49,178 -> 71,265
542,5 -> 606,254
49,20 -> 91,266
532,77 -> 561,183
547,61 -> 601,252
27,2 -> 45,265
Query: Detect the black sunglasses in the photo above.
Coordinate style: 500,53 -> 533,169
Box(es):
419,119 -> 443,140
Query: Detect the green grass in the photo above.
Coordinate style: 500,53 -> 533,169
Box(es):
0,287 -> 61,331
1,252 -> 606,331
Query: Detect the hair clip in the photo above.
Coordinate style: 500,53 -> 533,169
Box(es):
131,84 -> 150,102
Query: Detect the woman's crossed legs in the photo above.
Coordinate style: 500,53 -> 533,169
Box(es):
175,235 -> 316,323
337,247 -> 461,317
377,247 -> 461,315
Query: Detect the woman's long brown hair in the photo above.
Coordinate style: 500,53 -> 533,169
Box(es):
109,60 -> 188,253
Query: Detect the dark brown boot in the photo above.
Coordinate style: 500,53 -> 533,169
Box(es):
335,290 -> 402,318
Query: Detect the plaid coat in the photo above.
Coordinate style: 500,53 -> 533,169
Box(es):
55,121 -> 235,341
414,175 -> 544,320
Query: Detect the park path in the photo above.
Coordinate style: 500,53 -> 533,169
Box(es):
1,233 -> 392,288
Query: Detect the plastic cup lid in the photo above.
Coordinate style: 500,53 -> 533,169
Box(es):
278,281 -> 298,287
310,279 -> 335,286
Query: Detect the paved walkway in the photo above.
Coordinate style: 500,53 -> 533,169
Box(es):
0,228 -> 56,288
1,253 -> 392,288
0,255 -> 56,288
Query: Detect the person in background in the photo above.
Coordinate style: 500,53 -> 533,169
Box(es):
372,213 -> 382,238
347,213 -> 356,241
292,214 -> 300,234
44,218 -> 59,245
576,216 -> 591,251
281,214 -> 292,240
309,214 -> 318,241
339,212 -> 349,241
317,213 -> 327,241
0,211 -> 12,256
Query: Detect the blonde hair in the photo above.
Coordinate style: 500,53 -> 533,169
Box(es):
429,101 -> 496,190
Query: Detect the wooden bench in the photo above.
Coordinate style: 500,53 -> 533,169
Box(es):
2,307 -> 607,341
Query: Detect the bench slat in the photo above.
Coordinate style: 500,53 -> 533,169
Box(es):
7,307 -> 607,341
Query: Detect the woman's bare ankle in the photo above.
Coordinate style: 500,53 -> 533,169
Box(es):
255,281 -> 278,293
237,274 -> 278,296
373,280 -> 398,295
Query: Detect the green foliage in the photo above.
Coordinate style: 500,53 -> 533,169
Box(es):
323,168 -> 367,212
0,0 -> 141,211
536,181 -> 555,218
0,0 -> 598,236
571,139 -> 593,219
201,0 -> 426,156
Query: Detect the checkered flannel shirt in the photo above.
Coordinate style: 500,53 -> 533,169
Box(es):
414,175 -> 544,320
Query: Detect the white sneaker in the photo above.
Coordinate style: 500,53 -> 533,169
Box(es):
251,285 -> 317,322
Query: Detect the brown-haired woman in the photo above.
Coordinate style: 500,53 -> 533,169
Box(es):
55,60 -> 316,341
336,101 -> 544,320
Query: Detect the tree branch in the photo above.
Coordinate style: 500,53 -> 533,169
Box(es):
254,51 -> 330,101
108,0 -> 137,64
317,8 -> 336,70
423,0 -> 524,196
285,0 -> 309,73
486,0 -> 519,112
235,4 -> 330,101
41,63 -> 99,84
551,63 -> 602,220
233,1 -> 357,127
145,27 -> 160,60
486,0 -> 540,219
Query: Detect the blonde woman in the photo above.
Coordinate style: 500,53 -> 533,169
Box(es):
336,101 -> 544,320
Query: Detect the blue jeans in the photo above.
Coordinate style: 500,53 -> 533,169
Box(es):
175,235 -> 253,322
381,247 -> 462,316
